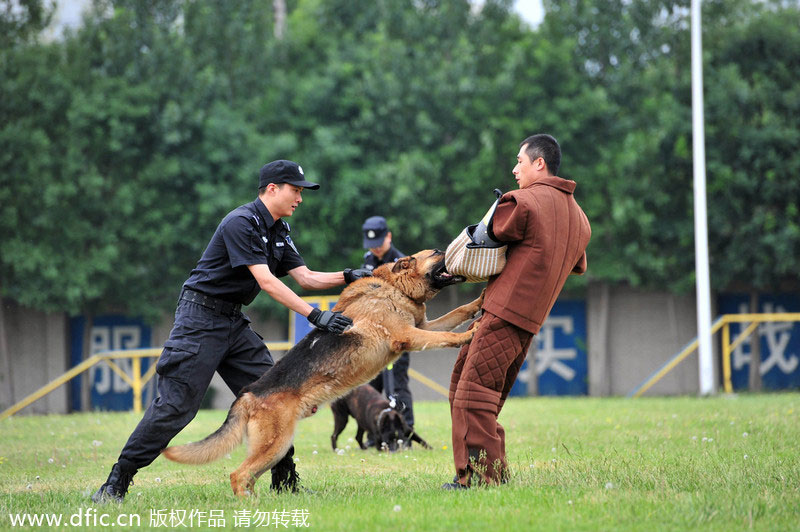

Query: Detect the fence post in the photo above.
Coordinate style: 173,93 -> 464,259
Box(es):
722,320 -> 732,393
132,357 -> 142,413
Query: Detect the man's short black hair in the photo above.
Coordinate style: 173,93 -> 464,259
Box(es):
520,134 -> 561,176
258,182 -> 286,196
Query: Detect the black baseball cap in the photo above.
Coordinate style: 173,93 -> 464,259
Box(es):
362,216 -> 389,248
258,160 -> 320,190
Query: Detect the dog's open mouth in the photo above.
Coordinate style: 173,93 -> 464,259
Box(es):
432,260 -> 466,287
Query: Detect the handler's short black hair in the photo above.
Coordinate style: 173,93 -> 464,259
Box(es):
520,134 -> 561,176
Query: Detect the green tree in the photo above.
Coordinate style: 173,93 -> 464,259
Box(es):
0,0 -> 52,49
1,0 -> 266,319
541,0 -> 800,292
264,0 -> 606,284
704,3 -> 800,291
4,0 -> 798,330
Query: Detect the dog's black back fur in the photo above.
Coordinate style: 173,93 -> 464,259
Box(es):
243,329 -> 361,396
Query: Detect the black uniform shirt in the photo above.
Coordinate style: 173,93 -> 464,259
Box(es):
362,245 -> 406,271
183,198 -> 305,305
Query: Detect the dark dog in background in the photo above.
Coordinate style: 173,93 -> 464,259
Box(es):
331,384 -> 432,452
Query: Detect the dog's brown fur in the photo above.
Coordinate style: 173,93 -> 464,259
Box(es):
162,249 -> 482,495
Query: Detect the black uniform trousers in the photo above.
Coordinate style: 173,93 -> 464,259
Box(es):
368,351 -> 414,428
115,298 -> 274,471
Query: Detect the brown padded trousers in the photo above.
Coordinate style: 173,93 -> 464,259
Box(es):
449,311 -> 533,485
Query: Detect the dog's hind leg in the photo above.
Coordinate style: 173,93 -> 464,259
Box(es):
330,399 -> 349,451
232,460 -> 275,497
355,427 -> 367,450
229,396 -> 299,496
230,422 -> 296,496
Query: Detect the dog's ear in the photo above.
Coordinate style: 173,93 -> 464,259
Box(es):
392,257 -> 416,273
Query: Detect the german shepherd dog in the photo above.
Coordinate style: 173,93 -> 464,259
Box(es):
330,384 -> 432,452
162,249 -> 483,495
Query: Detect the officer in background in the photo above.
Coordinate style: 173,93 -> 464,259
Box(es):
361,216 -> 416,433
93,160 -> 370,503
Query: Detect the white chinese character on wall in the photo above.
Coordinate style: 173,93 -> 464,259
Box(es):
732,302 -> 799,375
89,325 -> 142,394
518,316 -> 578,384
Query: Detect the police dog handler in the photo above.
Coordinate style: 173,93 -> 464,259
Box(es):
444,135 -> 591,489
93,160 -> 371,502
361,216 -> 416,432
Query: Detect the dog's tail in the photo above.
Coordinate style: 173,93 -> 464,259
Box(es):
162,394 -> 250,465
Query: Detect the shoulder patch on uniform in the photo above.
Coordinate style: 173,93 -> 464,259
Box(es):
285,235 -> 299,254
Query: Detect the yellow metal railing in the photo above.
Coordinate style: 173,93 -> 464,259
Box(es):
718,313 -> 800,393
629,312 -> 800,397
0,296 -> 338,421
0,294 -> 451,420
0,341 -> 292,421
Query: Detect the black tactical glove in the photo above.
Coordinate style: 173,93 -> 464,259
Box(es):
343,268 -> 373,284
307,308 -> 353,334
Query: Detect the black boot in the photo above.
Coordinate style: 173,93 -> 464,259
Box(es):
441,481 -> 470,490
91,462 -> 136,503
442,458 -> 475,491
271,448 -> 307,494
441,473 -> 470,490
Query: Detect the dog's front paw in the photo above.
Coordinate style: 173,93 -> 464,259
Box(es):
460,328 -> 477,345
466,314 -> 483,332
469,289 -> 486,316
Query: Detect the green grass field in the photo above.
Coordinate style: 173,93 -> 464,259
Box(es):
1,394 -> 799,531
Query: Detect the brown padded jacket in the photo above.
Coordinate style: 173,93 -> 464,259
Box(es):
481,175 -> 591,334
